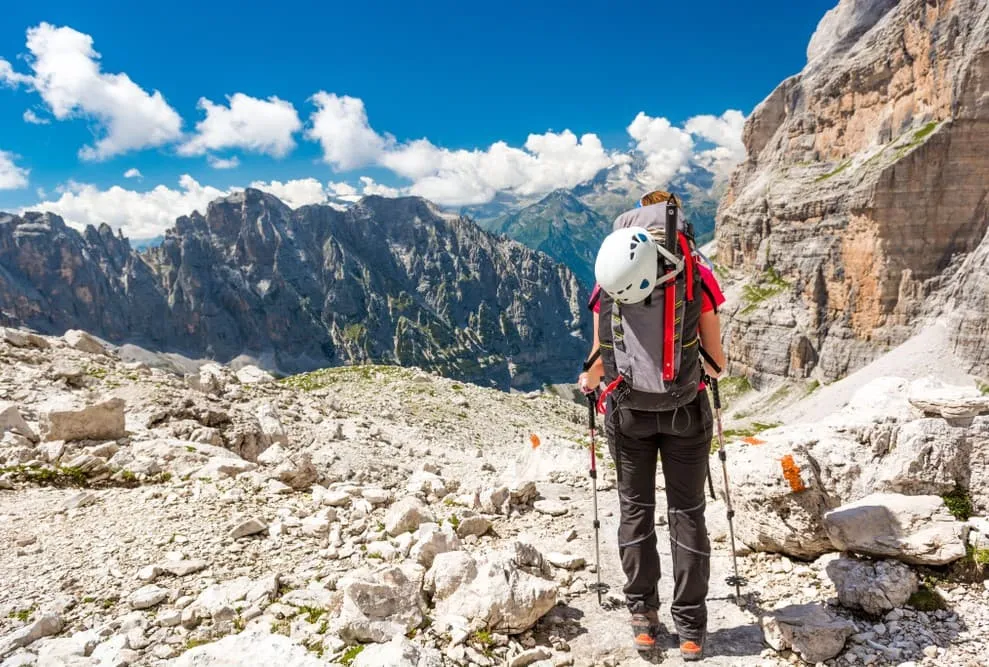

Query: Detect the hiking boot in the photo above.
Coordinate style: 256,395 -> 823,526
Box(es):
630,610 -> 662,652
679,632 -> 706,661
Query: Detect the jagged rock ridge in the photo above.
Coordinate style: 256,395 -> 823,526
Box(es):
718,0 -> 989,385
0,191 -> 590,389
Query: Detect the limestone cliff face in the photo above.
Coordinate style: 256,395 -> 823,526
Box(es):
718,0 -> 989,385
0,190 -> 590,389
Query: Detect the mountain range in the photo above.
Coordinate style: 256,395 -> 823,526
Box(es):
0,191 -> 590,389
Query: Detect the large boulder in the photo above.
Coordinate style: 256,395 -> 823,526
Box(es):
0,403 -> 38,442
825,557 -> 918,615
170,629 -> 325,667
39,397 -> 125,442
385,497 -> 434,537
431,542 -> 557,634
761,604 -> 855,664
824,493 -> 969,565
409,523 -> 461,568
352,635 -> 443,667
256,402 -> 288,446
63,329 -> 106,355
336,564 -> 426,643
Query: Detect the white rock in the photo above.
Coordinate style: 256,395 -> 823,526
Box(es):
480,486 -> 509,514
908,377 -> 989,419
195,457 -> 258,480
826,557 -> 918,615
194,363 -> 228,396
35,630 -> 99,664
407,470 -> 449,497
361,488 -> 391,505
425,551 -> 478,600
170,629 -> 326,667
1,327 -> 49,349
88,635 -> 130,666
336,564 -> 426,643
546,553 -> 586,570
63,329 -> 106,355
432,542 -> 558,634
456,515 -> 491,538
256,444 -> 287,466
229,517 -> 267,539
762,603 -> 856,663
824,493 -> 968,565
510,646 -> 553,667
129,585 -> 168,610
385,496 -> 434,536
533,500 -> 568,517
0,402 -> 38,442
352,634 -> 443,667
281,587 -> 334,609
0,614 -> 64,654
62,491 -> 97,510
256,402 -> 288,447
39,397 -> 125,442
235,365 -> 274,385
409,523 -> 461,568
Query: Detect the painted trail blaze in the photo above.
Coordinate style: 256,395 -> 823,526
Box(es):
529,434 -> 541,449
780,454 -> 806,493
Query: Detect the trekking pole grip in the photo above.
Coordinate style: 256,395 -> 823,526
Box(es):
710,377 -> 722,411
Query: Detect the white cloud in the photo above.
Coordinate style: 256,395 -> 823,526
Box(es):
0,23 -> 183,161
684,110 -> 747,182
627,112 -> 696,186
0,150 -> 30,189
306,92 -> 389,171
207,155 -> 240,169
123,168 -> 142,179
248,178 -> 327,208
26,175 -> 226,239
303,92 -> 741,207
22,109 -> 50,124
327,180 -> 359,199
359,176 -> 402,198
179,93 -> 301,158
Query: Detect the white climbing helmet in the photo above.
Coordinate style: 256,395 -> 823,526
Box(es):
594,226 -> 659,304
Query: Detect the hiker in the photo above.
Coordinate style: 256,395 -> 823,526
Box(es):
577,191 -> 725,661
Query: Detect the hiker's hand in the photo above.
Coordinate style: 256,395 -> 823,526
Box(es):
578,370 -> 602,394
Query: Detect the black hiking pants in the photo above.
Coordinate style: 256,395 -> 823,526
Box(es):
605,391 -> 713,642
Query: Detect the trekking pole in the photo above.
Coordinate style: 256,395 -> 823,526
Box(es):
709,377 -> 747,605
586,393 -> 609,606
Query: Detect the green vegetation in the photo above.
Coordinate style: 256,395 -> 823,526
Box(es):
183,638 -> 212,652
270,619 -> 291,636
806,379 -> 821,394
715,421 -> 781,452
0,464 -> 88,488
279,364 -> 410,392
717,375 -> 753,405
339,644 -> 365,666
8,606 -> 34,623
972,547 -> 989,568
341,323 -> 367,343
979,382 -> 989,396
85,366 -> 108,379
300,607 -> 326,624
941,487 -> 973,521
741,267 -> 790,314
907,583 -> 946,612
119,469 -> 137,483
471,630 -> 496,657
814,160 -> 852,182
447,514 -> 461,531
894,121 -> 940,160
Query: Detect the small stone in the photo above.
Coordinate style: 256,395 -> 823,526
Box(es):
546,553 -> 586,570
923,645 -> 938,658
229,517 -> 267,539
456,515 -> 491,538
62,491 -> 97,510
129,585 -> 168,610
510,647 -> 553,667
158,610 -> 182,627
533,500 -> 568,517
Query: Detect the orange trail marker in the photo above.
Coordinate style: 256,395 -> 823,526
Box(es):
742,436 -> 766,446
780,454 -> 807,493
529,434 -> 541,449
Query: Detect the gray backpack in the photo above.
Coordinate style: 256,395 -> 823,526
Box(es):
590,195 -> 704,412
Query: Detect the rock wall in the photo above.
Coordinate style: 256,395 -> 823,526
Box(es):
718,0 -> 989,385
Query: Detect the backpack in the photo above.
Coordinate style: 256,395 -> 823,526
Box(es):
589,193 -> 704,412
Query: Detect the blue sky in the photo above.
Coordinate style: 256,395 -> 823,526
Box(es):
0,0 -> 836,238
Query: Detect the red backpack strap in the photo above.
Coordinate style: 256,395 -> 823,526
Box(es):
678,232 -> 695,302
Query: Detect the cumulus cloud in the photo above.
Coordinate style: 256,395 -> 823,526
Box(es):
306,92 -> 390,171
123,168 -> 142,179
684,110 -> 747,181
26,175 -> 226,239
359,176 -> 402,198
327,180 -> 360,200
179,93 -> 301,158
304,93 -> 742,207
22,109 -> 50,125
248,178 -> 328,208
0,150 -> 30,189
207,155 -> 240,169
0,23 -> 183,161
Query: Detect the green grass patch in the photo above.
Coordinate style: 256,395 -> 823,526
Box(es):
814,160 -> 852,182
741,267 -> 790,314
85,366 -> 108,379
471,630 -> 496,657
907,584 -> 946,612
8,606 -> 34,623
806,379 -> 821,394
716,375 -> 753,405
339,644 -> 365,666
979,382 -> 989,396
183,638 -> 212,652
0,465 -> 89,488
300,606 -> 326,624
941,487 -> 973,521
447,513 -> 460,531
